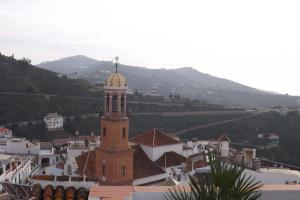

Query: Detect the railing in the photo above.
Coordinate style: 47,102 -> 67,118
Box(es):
32,175 -> 98,182
261,159 -> 300,171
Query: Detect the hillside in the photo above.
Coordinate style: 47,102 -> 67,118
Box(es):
2,53 -> 300,167
38,55 -> 300,108
0,53 -> 94,96
0,53 -> 225,124
179,111 -> 300,167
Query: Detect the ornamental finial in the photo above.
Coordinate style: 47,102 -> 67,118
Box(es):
115,56 -> 119,73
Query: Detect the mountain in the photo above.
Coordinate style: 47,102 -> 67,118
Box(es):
37,55 -> 300,108
38,55 -> 100,74
0,54 -> 94,96
0,53 -> 218,124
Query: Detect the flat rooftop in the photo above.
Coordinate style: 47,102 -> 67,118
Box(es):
0,154 -> 13,161
89,184 -> 300,200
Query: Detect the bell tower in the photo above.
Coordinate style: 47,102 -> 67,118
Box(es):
95,57 -> 133,185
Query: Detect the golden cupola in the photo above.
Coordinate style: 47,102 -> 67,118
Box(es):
104,56 -> 128,89
105,72 -> 128,88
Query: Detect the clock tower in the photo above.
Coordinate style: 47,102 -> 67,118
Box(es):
95,57 -> 133,185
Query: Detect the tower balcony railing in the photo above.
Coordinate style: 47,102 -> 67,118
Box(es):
100,111 -> 129,119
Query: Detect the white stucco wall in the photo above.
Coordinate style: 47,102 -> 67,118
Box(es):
65,147 -> 90,175
140,143 -> 183,162
219,141 -> 229,157
245,168 -> 300,184
133,173 -> 168,185
33,179 -> 97,189
6,139 -> 40,155
182,149 -> 194,157
131,190 -> 300,200
196,166 -> 300,184
45,165 -> 64,176
44,116 -> 64,129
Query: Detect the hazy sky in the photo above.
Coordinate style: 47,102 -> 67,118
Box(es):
1,0 -> 300,95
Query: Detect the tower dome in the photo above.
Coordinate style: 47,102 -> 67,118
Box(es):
104,56 -> 128,89
104,72 -> 128,88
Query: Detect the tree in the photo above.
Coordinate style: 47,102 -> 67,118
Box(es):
164,153 -> 262,200
21,57 -> 31,64
25,86 -> 35,93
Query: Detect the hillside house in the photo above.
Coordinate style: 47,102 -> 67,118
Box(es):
0,128 -> 12,138
44,113 -> 64,130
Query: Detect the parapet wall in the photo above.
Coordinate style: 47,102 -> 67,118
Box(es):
32,175 -> 97,188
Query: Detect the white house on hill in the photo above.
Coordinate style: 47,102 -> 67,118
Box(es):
44,113 -> 64,130
0,128 -> 12,138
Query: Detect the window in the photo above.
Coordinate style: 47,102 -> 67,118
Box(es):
112,95 -> 118,112
121,166 -> 126,176
103,127 -> 106,137
121,95 -> 125,113
102,158 -> 106,175
106,96 -> 109,112
102,165 -> 106,175
122,128 -> 126,138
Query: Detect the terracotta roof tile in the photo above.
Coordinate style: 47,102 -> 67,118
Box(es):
76,145 -> 166,181
155,151 -> 186,168
75,150 -> 96,177
186,153 -> 207,171
30,184 -> 88,200
132,144 -> 165,179
0,127 -> 11,134
131,128 -> 180,147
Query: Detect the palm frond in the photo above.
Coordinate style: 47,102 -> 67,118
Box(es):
164,152 -> 262,200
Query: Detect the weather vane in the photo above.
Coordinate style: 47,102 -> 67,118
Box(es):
115,56 -> 119,73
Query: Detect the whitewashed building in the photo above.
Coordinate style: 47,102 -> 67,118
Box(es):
0,128 -> 12,138
44,113 -> 64,130
185,135 -> 231,158
68,72 -> 78,79
5,138 -> 40,155
0,154 -> 34,184
217,134 -> 231,158
243,148 -> 257,169
0,138 -> 59,171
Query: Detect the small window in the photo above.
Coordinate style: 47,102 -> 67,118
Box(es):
122,128 -> 126,138
121,166 -> 126,176
103,127 -> 106,137
121,95 -> 125,113
106,96 -> 109,112
102,165 -> 106,175
112,95 -> 118,112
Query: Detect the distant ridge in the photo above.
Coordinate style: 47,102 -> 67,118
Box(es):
37,55 -> 300,108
